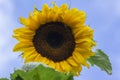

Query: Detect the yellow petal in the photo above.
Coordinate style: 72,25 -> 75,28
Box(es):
73,51 -> 89,67
63,8 -> 86,27
40,56 -> 48,63
19,17 -> 27,25
25,52 -> 38,63
34,54 -> 42,62
69,16 -> 86,26
72,65 -> 82,76
76,42 -> 91,50
81,52 -> 95,59
44,59 -> 50,65
22,47 -> 36,58
13,34 -> 33,41
60,61 -> 71,73
75,38 -> 93,44
13,41 -> 33,52
55,63 -> 62,72
63,11 -> 72,25
42,4 -> 49,16
37,13 -> 47,24
13,35 -> 32,42
14,27 -> 34,34
33,6 -> 39,15
20,15 -> 39,30
48,60 -> 55,68
74,26 -> 93,39
27,15 -> 39,30
60,4 -> 68,12
67,57 -> 78,67
39,55 -> 50,65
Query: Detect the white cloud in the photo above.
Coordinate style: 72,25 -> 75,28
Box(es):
0,0 -> 23,78
113,0 -> 120,17
92,0 -> 120,17
0,0 -> 14,15
0,0 -> 14,46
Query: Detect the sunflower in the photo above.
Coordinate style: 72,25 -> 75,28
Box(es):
13,4 -> 96,76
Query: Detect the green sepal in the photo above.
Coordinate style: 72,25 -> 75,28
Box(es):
10,64 -> 74,80
88,49 -> 112,75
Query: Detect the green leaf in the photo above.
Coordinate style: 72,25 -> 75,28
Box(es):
0,78 -> 9,80
88,49 -> 112,75
10,64 -> 74,80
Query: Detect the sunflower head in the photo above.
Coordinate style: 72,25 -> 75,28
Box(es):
13,4 -> 96,76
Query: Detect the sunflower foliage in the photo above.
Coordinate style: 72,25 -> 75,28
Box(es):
10,63 -> 74,80
88,49 -> 112,75
0,78 -> 9,80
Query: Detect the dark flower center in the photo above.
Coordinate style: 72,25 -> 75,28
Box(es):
33,22 -> 75,62
46,31 -> 64,48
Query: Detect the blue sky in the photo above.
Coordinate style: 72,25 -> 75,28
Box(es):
0,0 -> 120,80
